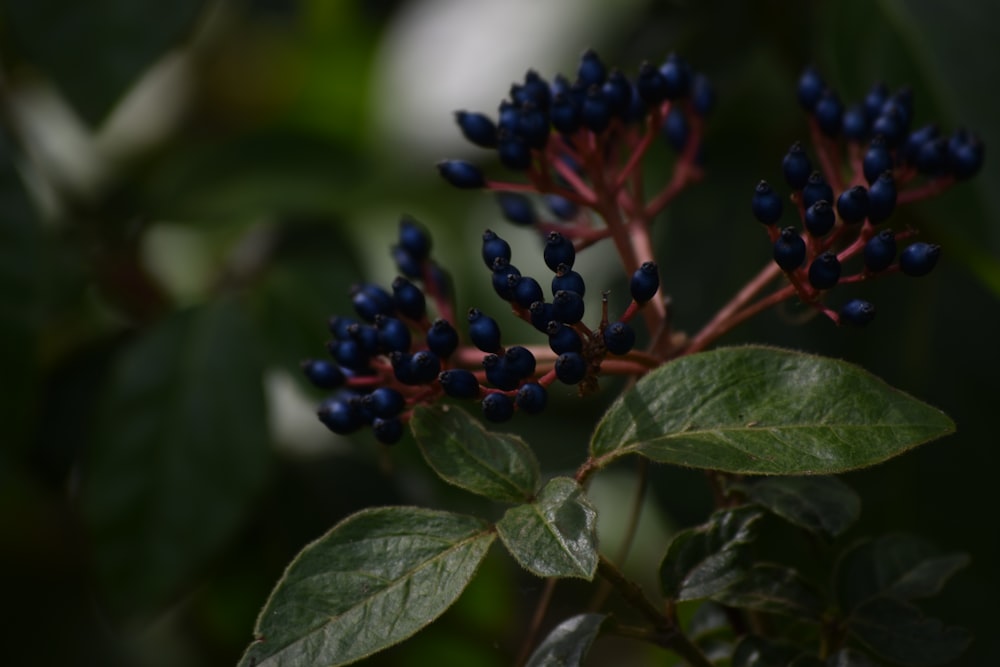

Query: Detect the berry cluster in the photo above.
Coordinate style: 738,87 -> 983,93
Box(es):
752,67 -> 984,326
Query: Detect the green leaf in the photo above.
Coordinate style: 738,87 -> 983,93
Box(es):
590,346 -> 955,475
848,596 -> 971,667
411,405 -> 540,503
496,477 -> 598,580
835,534 -> 970,613
524,613 -> 607,667
740,476 -> 861,539
825,648 -> 881,667
712,564 -> 824,621
2,0 -> 207,124
659,506 -> 763,601
732,635 -> 802,667
240,507 -> 495,667
81,299 -> 270,611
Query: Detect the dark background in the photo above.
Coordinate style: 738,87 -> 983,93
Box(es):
1,0 -> 997,665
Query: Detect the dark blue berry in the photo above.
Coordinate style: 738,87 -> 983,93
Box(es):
915,137 -> 948,176
630,261 -> 660,303
391,277 -> 426,320
948,130 -> 984,180
899,242 -> 941,277
663,106 -> 689,152
636,62 -> 668,106
347,322 -> 380,356
437,160 -> 486,189
544,232 -> 576,271
797,67 -> 825,111
802,172 -> 834,210
603,321 -> 636,355
872,107 -> 905,147
301,359 -> 345,389
752,180 -> 784,225
842,104 -> 869,142
363,387 -> 406,418
317,394 -> 363,434
454,111 -> 498,148
863,229 -> 896,272
551,264 -> 586,297
805,200 -> 836,236
515,103 -> 550,150
808,252 -> 841,290
352,283 -> 394,322
426,318 -> 459,358
544,194 -> 579,220
468,308 -> 502,352
602,69 -> 633,117
888,87 -> 914,127
691,73 -> 716,117
516,383 -> 548,414
902,123 -> 939,165
408,350 -> 441,384
374,315 -> 411,353
491,257 -> 521,300
581,86 -> 612,133
529,301 -> 555,332
552,289 -> 585,324
512,275 -> 545,309
547,321 -> 583,355
577,49 -> 607,87
330,339 -> 369,371
773,227 -> 806,271
555,352 -> 588,385
483,354 -> 520,390
840,299 -> 876,326
504,345 -> 537,379
516,69 -> 551,110
482,392 -> 515,423
497,131 -> 533,171
398,216 -> 432,260
439,368 -> 481,399
660,53 -> 692,99
867,172 -> 897,224
390,352 -> 417,385
863,136 -> 893,185
328,315 -> 358,340
549,93 -> 580,134
481,229 -> 511,268
864,82 -> 888,121
391,245 -> 421,279
496,192 -> 537,226
836,186 -> 869,225
372,417 -> 404,445
782,142 -> 813,190
814,89 -> 843,137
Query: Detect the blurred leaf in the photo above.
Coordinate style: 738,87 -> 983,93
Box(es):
239,507 -> 494,667
732,635 -> 802,667
790,658 -> 826,667
0,130 -> 39,447
1,0 -> 207,124
524,613 -> 607,667
496,477 -> 598,580
739,476 -> 861,539
835,534 -> 969,613
825,648 -> 882,666
411,405 -> 540,503
712,564 -> 824,621
848,596 -> 971,667
590,346 -> 955,474
659,506 -> 763,602
82,298 -> 270,611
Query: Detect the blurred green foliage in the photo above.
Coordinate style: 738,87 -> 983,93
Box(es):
0,0 -> 997,665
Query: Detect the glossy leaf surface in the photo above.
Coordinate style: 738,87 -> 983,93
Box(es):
712,564 -> 824,620
412,405 -> 540,503
740,476 -> 861,538
497,477 -> 598,579
659,506 -> 763,601
524,613 -> 607,667
240,507 -> 494,667
848,596 -> 971,666
590,347 -> 954,474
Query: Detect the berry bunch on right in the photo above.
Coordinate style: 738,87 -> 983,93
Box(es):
752,67 -> 984,326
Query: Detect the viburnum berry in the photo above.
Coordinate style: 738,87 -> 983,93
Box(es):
483,353 -> 520,391
814,89 -> 844,137
630,261 -> 660,303
301,359 -> 345,389
602,69 -> 633,117
836,186 -> 869,225
512,275 -> 545,309
468,308 -> 502,352
659,52 -> 692,99
555,352 -> 588,385
481,392 -> 515,423
782,142 -> 812,190
408,350 -> 441,384
863,229 -> 896,273
363,387 -> 406,419
372,417 -> 404,445
454,111 -> 498,148
544,194 -> 579,221
426,318 -> 459,358
437,159 -> 486,189
503,345 -> 537,379
529,300 -> 555,332
603,321 -> 636,355
391,277 -> 426,320
496,192 -> 537,226
802,171 -> 834,210
552,265 -> 586,297
842,103 -> 869,141
317,394 -> 364,435
867,172 -> 897,223
544,232 -> 576,271
581,86 -> 612,133
796,66 -> 825,111
374,315 -> 412,353
899,242 -> 941,277
805,200 -> 835,237
515,383 -> 548,414
808,252 -> 842,290
497,131 -> 533,170
552,289 -> 585,324
577,48 -> 606,87
481,229 -> 511,268
948,129 -> 985,179
839,299 -> 876,326
547,321 -> 583,354
773,227 -> 806,271
439,368 -> 481,399
863,136 -> 893,185
351,283 -> 394,322
752,180 -> 784,225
